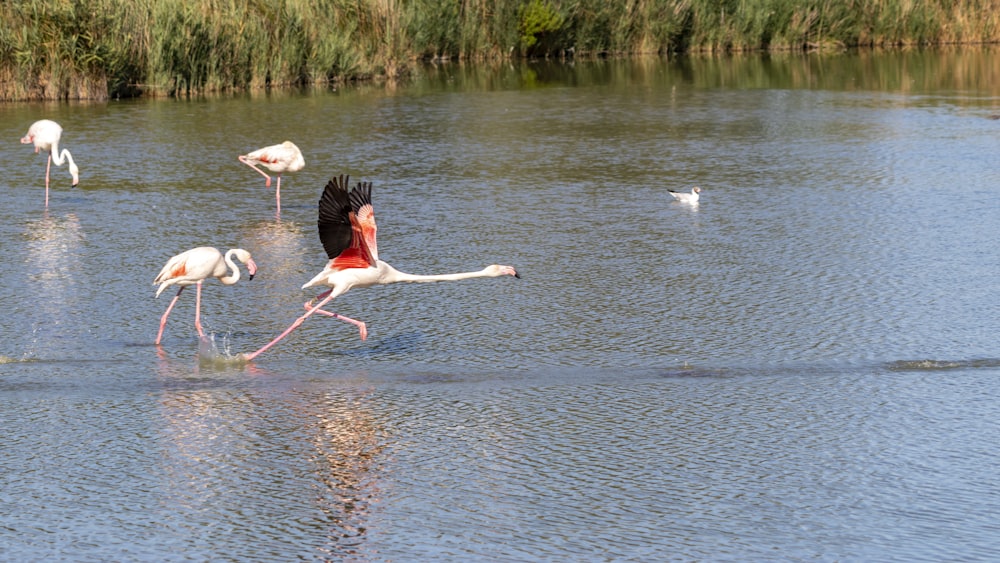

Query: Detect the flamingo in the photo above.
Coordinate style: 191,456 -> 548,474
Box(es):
238,141 -> 305,214
154,247 -> 258,345
20,119 -> 80,206
243,175 -> 519,361
668,186 -> 701,204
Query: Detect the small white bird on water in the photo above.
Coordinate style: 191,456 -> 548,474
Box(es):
668,186 -> 701,204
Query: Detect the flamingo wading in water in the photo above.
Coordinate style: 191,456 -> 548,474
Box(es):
668,186 -> 702,204
238,141 -> 305,214
243,175 -> 520,361
154,247 -> 258,345
20,119 -> 80,207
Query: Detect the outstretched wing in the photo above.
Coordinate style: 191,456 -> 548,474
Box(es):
318,175 -> 354,260
349,180 -> 379,265
317,175 -> 379,269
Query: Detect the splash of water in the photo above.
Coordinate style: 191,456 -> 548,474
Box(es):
197,333 -> 249,367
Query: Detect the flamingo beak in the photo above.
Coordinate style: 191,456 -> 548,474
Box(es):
247,258 -> 258,280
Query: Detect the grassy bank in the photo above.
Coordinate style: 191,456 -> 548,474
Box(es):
2,0 -> 999,100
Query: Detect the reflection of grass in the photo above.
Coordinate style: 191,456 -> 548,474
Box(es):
3,0 -> 999,100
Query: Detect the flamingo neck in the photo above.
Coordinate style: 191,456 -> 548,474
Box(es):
50,146 -> 74,168
378,262 -> 493,284
219,250 -> 242,285
51,146 -> 80,185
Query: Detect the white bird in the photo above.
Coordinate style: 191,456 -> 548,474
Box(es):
20,119 -> 80,206
238,141 -> 305,214
668,186 -> 701,204
243,175 -> 520,361
153,247 -> 258,345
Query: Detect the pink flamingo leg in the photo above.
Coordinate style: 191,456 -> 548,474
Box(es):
297,289 -> 366,338
45,154 -> 52,207
244,291 -> 345,361
307,302 -> 367,340
274,174 -> 282,215
239,156 -> 273,187
193,281 -> 205,338
156,286 -> 186,345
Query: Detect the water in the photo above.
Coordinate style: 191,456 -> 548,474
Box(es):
2,50 -> 1000,560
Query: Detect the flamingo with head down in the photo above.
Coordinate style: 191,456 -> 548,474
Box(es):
154,246 -> 258,345
20,119 -> 80,206
243,175 -> 520,361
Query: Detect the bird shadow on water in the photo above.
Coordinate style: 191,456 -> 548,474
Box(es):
284,330 -> 427,362
655,364 -> 746,379
339,330 -> 426,358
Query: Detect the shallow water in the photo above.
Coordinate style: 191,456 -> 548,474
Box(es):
2,50 -> 1000,560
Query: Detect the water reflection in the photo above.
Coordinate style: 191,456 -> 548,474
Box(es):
413,46 -> 1000,99
24,211 -> 85,288
237,218 -> 314,340
21,211 -> 85,356
3,50 -> 1000,561
668,198 -> 700,211
239,218 -> 310,280
311,388 -> 383,558
153,356 -> 383,559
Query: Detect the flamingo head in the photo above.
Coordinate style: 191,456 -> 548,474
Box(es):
486,264 -> 520,279
69,161 -> 80,187
233,249 -> 258,280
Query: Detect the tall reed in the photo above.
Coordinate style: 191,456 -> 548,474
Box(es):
2,0 -> 999,100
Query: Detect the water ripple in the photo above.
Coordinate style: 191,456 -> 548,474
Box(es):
3,56 -> 1000,561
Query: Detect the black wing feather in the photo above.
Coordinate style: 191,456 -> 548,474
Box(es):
317,175 -> 354,259
349,180 -> 373,213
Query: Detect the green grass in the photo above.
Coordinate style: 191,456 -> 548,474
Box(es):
2,0 -> 999,100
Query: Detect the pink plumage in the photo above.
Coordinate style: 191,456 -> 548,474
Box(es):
238,141 -> 304,214
243,175 -> 519,361
20,119 -> 80,206
153,247 -> 258,345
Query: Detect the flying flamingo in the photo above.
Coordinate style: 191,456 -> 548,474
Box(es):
238,141 -> 305,214
20,119 -> 80,206
154,247 -> 258,345
243,175 -> 519,361
668,186 -> 702,204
